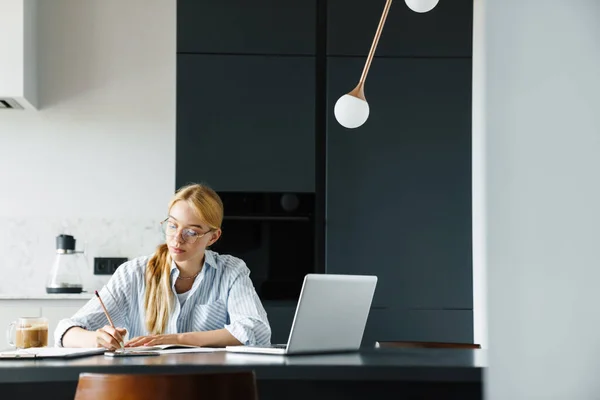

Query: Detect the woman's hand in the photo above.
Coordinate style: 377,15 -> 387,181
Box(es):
125,333 -> 180,348
94,325 -> 127,350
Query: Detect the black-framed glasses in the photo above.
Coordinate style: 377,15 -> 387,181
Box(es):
160,218 -> 212,244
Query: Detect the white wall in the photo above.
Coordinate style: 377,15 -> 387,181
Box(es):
485,0 -> 600,398
0,0 -> 176,295
472,0 -> 486,348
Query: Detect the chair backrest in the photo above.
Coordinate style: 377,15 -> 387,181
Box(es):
375,341 -> 481,349
74,371 -> 258,400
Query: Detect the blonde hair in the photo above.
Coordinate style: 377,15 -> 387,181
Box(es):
144,183 -> 224,334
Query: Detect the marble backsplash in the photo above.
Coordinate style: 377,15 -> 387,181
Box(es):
0,217 -> 165,296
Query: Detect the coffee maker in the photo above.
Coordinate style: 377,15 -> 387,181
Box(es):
45,234 -> 86,294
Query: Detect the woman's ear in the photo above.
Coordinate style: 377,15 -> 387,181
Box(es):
208,229 -> 222,246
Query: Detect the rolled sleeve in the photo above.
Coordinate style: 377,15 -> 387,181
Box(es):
224,268 -> 271,346
54,261 -> 134,347
54,319 -> 87,348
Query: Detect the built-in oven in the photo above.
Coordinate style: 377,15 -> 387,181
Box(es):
210,192 -> 316,301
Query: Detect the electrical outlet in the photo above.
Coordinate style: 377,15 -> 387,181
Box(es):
94,257 -> 128,275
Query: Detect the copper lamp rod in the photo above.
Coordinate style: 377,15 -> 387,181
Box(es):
359,0 -> 393,84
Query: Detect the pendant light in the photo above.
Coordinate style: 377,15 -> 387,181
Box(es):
333,0 -> 440,129
334,0 -> 393,129
405,0 -> 440,13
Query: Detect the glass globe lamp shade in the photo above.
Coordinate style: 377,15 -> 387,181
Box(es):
334,94 -> 370,129
405,0 -> 439,13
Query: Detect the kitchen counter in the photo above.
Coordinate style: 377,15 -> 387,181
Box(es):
0,294 -> 93,345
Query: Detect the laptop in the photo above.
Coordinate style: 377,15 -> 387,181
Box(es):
225,273 -> 377,355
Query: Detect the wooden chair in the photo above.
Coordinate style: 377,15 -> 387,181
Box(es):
74,371 -> 258,400
375,341 -> 481,349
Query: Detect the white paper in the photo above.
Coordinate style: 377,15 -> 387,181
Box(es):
0,347 -> 105,358
113,345 -> 224,355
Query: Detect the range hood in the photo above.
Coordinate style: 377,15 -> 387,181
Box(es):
0,0 -> 37,110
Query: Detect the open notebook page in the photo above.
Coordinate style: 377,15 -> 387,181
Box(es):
117,344 -> 198,352
114,345 -> 225,354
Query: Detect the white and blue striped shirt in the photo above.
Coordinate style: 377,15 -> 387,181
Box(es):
54,250 -> 271,347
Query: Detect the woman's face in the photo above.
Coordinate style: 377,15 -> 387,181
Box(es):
165,201 -> 221,265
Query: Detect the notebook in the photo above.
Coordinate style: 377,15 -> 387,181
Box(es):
108,344 -> 224,356
0,347 -> 105,359
117,344 -> 198,352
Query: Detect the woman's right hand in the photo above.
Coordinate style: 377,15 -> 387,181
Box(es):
94,325 -> 127,350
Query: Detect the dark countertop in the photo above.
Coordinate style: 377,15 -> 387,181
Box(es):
0,348 -> 485,384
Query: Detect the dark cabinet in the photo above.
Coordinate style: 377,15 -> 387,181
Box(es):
327,0 -> 473,57
326,57 -> 472,309
263,307 -> 474,347
178,0 -> 316,55
176,54 -> 316,193
362,309 -> 474,345
264,305 -> 296,344
175,0 -> 475,345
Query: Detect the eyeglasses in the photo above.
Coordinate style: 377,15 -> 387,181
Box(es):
160,218 -> 213,244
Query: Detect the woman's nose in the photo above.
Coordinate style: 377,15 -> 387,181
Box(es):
173,229 -> 185,244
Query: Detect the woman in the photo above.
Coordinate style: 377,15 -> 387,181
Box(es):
55,183 -> 271,350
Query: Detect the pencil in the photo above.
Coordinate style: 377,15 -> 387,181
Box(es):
95,290 -> 124,349
94,290 -> 115,327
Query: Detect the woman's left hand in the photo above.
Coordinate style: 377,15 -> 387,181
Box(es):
125,334 -> 179,348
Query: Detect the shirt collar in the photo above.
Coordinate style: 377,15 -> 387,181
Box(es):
169,249 -> 219,275
204,249 -> 219,270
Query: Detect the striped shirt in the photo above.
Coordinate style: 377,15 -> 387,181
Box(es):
54,250 -> 271,347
